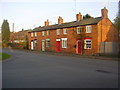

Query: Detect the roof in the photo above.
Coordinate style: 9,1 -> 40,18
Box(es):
32,17 -> 103,32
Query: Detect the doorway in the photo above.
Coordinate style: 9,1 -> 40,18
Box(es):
56,39 -> 61,52
42,40 -> 45,51
76,40 -> 82,54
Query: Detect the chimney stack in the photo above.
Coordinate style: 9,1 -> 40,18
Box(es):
101,7 -> 108,18
44,19 -> 49,26
58,16 -> 63,24
76,12 -> 82,21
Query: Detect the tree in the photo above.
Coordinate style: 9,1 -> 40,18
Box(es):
83,14 -> 92,19
114,17 -> 120,31
1,19 -> 10,41
114,0 -> 120,32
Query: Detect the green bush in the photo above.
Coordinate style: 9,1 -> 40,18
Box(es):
8,41 -> 28,49
2,40 -> 9,48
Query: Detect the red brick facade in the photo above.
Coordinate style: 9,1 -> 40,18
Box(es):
10,30 -> 31,43
28,7 -> 118,55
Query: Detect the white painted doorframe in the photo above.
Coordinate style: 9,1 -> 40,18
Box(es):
31,41 -> 34,50
42,40 -> 45,51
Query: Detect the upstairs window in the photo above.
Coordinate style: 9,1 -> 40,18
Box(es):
34,32 -> 37,37
42,31 -> 45,36
56,29 -> 60,35
86,25 -> 92,33
31,32 -> 34,37
63,28 -> 67,34
84,39 -> 92,49
77,27 -> 83,34
47,30 -> 50,36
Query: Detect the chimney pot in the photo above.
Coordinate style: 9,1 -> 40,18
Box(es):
101,7 -> 108,18
44,19 -> 49,26
58,16 -> 63,24
76,12 -> 82,21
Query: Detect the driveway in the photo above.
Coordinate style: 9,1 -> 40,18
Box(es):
2,48 -> 118,88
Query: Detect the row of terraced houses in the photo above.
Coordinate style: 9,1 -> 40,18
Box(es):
28,7 -> 119,55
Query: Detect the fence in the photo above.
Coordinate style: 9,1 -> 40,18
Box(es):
100,42 -> 119,56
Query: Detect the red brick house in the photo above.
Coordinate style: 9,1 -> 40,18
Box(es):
9,29 -> 31,49
28,7 -> 118,55
10,30 -> 31,43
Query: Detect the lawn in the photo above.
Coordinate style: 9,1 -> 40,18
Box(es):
0,53 -> 11,61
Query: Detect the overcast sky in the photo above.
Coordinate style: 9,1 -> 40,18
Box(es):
0,0 -> 119,32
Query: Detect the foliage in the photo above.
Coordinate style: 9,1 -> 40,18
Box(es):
83,14 -> 92,19
114,16 -> 120,31
114,1 -> 120,32
1,20 -> 10,47
1,20 -> 10,41
2,40 -> 8,48
8,41 -> 29,49
72,29 -> 86,55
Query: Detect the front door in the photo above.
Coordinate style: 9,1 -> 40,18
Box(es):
76,40 -> 82,54
42,40 -> 45,51
56,39 -> 61,52
31,41 -> 34,50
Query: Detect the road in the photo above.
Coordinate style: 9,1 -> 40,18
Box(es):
2,48 -> 118,88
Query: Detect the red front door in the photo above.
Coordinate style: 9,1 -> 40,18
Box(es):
76,40 -> 82,54
56,41 -> 60,52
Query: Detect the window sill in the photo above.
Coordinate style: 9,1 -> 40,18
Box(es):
62,47 -> 67,48
84,48 -> 92,50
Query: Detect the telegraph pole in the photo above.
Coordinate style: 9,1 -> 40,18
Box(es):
12,23 -> 14,32
74,0 -> 77,14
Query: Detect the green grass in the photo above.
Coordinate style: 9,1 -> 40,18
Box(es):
0,53 -> 11,61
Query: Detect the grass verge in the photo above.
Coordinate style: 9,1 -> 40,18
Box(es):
0,53 -> 11,61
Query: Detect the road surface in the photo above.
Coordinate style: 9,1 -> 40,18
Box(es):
2,48 -> 118,88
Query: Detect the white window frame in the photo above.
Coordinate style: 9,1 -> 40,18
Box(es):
46,39 -> 50,47
56,29 -> 60,35
31,32 -> 34,37
77,27 -> 83,34
42,31 -> 45,36
34,32 -> 37,37
86,25 -> 92,33
61,38 -> 67,48
84,39 -> 92,49
63,28 -> 67,34
47,30 -> 50,36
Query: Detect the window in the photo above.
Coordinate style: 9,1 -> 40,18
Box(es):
63,28 -> 67,34
62,38 -> 67,48
84,39 -> 92,49
56,29 -> 60,35
77,27 -> 83,34
34,32 -> 37,37
42,31 -> 45,36
34,39 -> 37,46
31,32 -> 34,37
86,25 -> 92,33
47,30 -> 50,36
46,39 -> 50,47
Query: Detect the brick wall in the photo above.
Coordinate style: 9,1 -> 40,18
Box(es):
97,18 -> 118,53
28,18 -> 118,55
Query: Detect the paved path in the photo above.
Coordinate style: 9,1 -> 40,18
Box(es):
2,48 -> 118,88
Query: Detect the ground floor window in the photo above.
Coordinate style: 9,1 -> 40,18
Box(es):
34,39 -> 37,47
46,39 -> 50,47
84,39 -> 92,49
62,38 -> 67,48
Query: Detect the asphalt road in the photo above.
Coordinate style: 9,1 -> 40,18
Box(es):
2,48 -> 118,88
